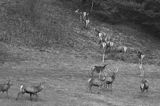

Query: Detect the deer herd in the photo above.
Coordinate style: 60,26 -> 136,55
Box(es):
0,8 -> 149,102
74,8 -> 148,94
0,79 -> 45,101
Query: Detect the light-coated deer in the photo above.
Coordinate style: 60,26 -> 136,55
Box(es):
16,82 -> 44,101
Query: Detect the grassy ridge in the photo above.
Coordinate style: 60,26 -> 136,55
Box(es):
0,0 -> 159,65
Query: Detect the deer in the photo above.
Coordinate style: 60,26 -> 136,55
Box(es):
116,46 -> 128,53
137,50 -> 145,76
88,75 -> 106,93
137,50 -> 145,64
90,64 -> 107,79
0,80 -> 13,98
84,17 -> 90,29
105,68 -> 118,89
140,79 -> 149,93
75,9 -> 89,27
16,82 -> 45,101
75,9 -> 83,22
99,40 -> 106,49
105,41 -> 114,52
93,28 -> 106,44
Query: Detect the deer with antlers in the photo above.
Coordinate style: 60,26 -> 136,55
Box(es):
0,80 -> 13,98
89,64 -> 108,79
16,82 -> 45,101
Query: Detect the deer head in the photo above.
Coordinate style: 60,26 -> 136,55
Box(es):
75,9 -> 79,13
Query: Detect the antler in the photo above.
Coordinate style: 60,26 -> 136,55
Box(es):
108,69 -> 112,72
115,67 -> 119,73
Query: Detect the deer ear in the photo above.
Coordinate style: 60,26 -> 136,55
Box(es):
75,9 -> 79,13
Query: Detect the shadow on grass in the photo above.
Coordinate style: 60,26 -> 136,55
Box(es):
15,95 -> 46,102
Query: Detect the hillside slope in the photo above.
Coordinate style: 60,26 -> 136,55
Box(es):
0,0 -> 160,106
1,0 -> 160,65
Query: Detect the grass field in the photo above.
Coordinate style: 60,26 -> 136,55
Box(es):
0,43 -> 159,106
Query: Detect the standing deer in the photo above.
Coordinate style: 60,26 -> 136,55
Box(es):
94,28 -> 106,44
16,82 -> 44,101
75,9 -> 83,22
90,64 -> 107,79
75,9 -> 89,28
137,51 -> 145,64
0,80 -> 13,98
117,46 -> 128,53
88,76 -> 106,93
105,41 -> 114,52
140,79 -> 149,93
84,16 -> 90,28
99,41 -> 107,62
105,68 -> 118,89
137,51 -> 145,76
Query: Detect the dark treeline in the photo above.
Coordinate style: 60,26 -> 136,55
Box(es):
80,0 -> 160,37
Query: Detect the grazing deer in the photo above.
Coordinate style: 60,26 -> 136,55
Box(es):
0,80 -> 12,98
140,79 -> 149,93
16,82 -> 44,101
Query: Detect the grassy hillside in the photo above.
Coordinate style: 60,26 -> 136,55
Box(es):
0,0 -> 160,106
0,0 -> 160,65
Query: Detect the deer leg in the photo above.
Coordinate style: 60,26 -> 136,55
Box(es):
110,84 -> 112,91
80,15 -> 82,22
16,92 -> 23,100
98,86 -> 101,94
88,83 -> 92,93
34,93 -> 39,101
99,72 -> 101,79
6,91 -> 9,99
30,94 -> 32,101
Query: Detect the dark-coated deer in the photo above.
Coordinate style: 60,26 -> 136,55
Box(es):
90,64 -> 107,79
140,79 -> 149,93
0,80 -> 12,98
